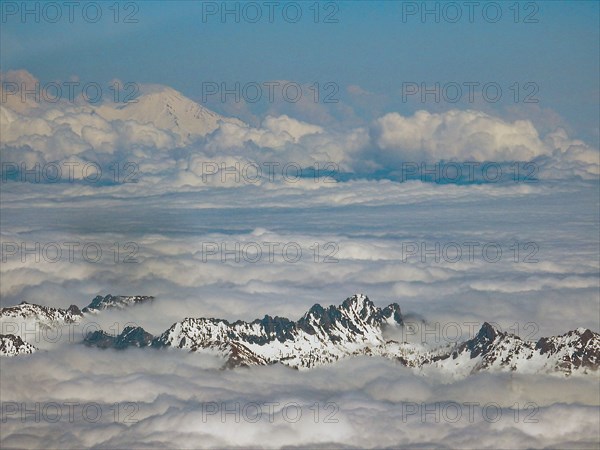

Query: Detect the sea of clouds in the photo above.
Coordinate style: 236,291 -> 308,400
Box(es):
1,70 -> 599,448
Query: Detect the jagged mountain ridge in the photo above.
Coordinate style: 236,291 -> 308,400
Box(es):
2,293 -> 599,376
0,295 -> 154,356
150,294 -> 403,368
82,295 -> 155,313
82,294 -> 599,376
85,326 -> 154,350
0,301 -> 83,328
422,322 -> 600,377
0,295 -> 154,325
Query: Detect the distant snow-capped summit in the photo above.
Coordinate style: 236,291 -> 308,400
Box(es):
82,295 -> 154,313
0,295 -> 154,322
0,295 -> 154,356
0,301 -> 83,328
96,86 -> 245,144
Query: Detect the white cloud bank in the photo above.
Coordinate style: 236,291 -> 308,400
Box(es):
1,351 -> 599,449
1,70 -> 598,186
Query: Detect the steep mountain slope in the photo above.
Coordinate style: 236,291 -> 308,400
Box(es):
426,323 -> 600,377
0,334 -> 36,356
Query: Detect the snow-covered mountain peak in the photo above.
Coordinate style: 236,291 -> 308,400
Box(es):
341,293 -> 375,314
0,302 -> 83,325
95,85 -> 245,144
476,321 -> 502,341
0,334 -> 36,356
82,295 -> 154,313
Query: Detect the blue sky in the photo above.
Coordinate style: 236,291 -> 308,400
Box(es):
2,1 -> 599,144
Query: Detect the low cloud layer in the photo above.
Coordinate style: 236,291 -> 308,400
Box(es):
2,350 -> 599,449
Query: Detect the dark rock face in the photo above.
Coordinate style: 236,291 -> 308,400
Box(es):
223,342 -> 271,369
382,303 -> 403,325
67,305 -> 83,316
241,316 -> 297,344
464,322 -> 504,358
84,330 -> 116,348
84,326 -> 154,350
535,328 -> 599,371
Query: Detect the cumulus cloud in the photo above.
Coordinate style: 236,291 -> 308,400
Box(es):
368,109 -> 599,178
2,70 -> 598,186
371,109 -> 546,160
0,104 -> 177,158
203,114 -> 323,152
